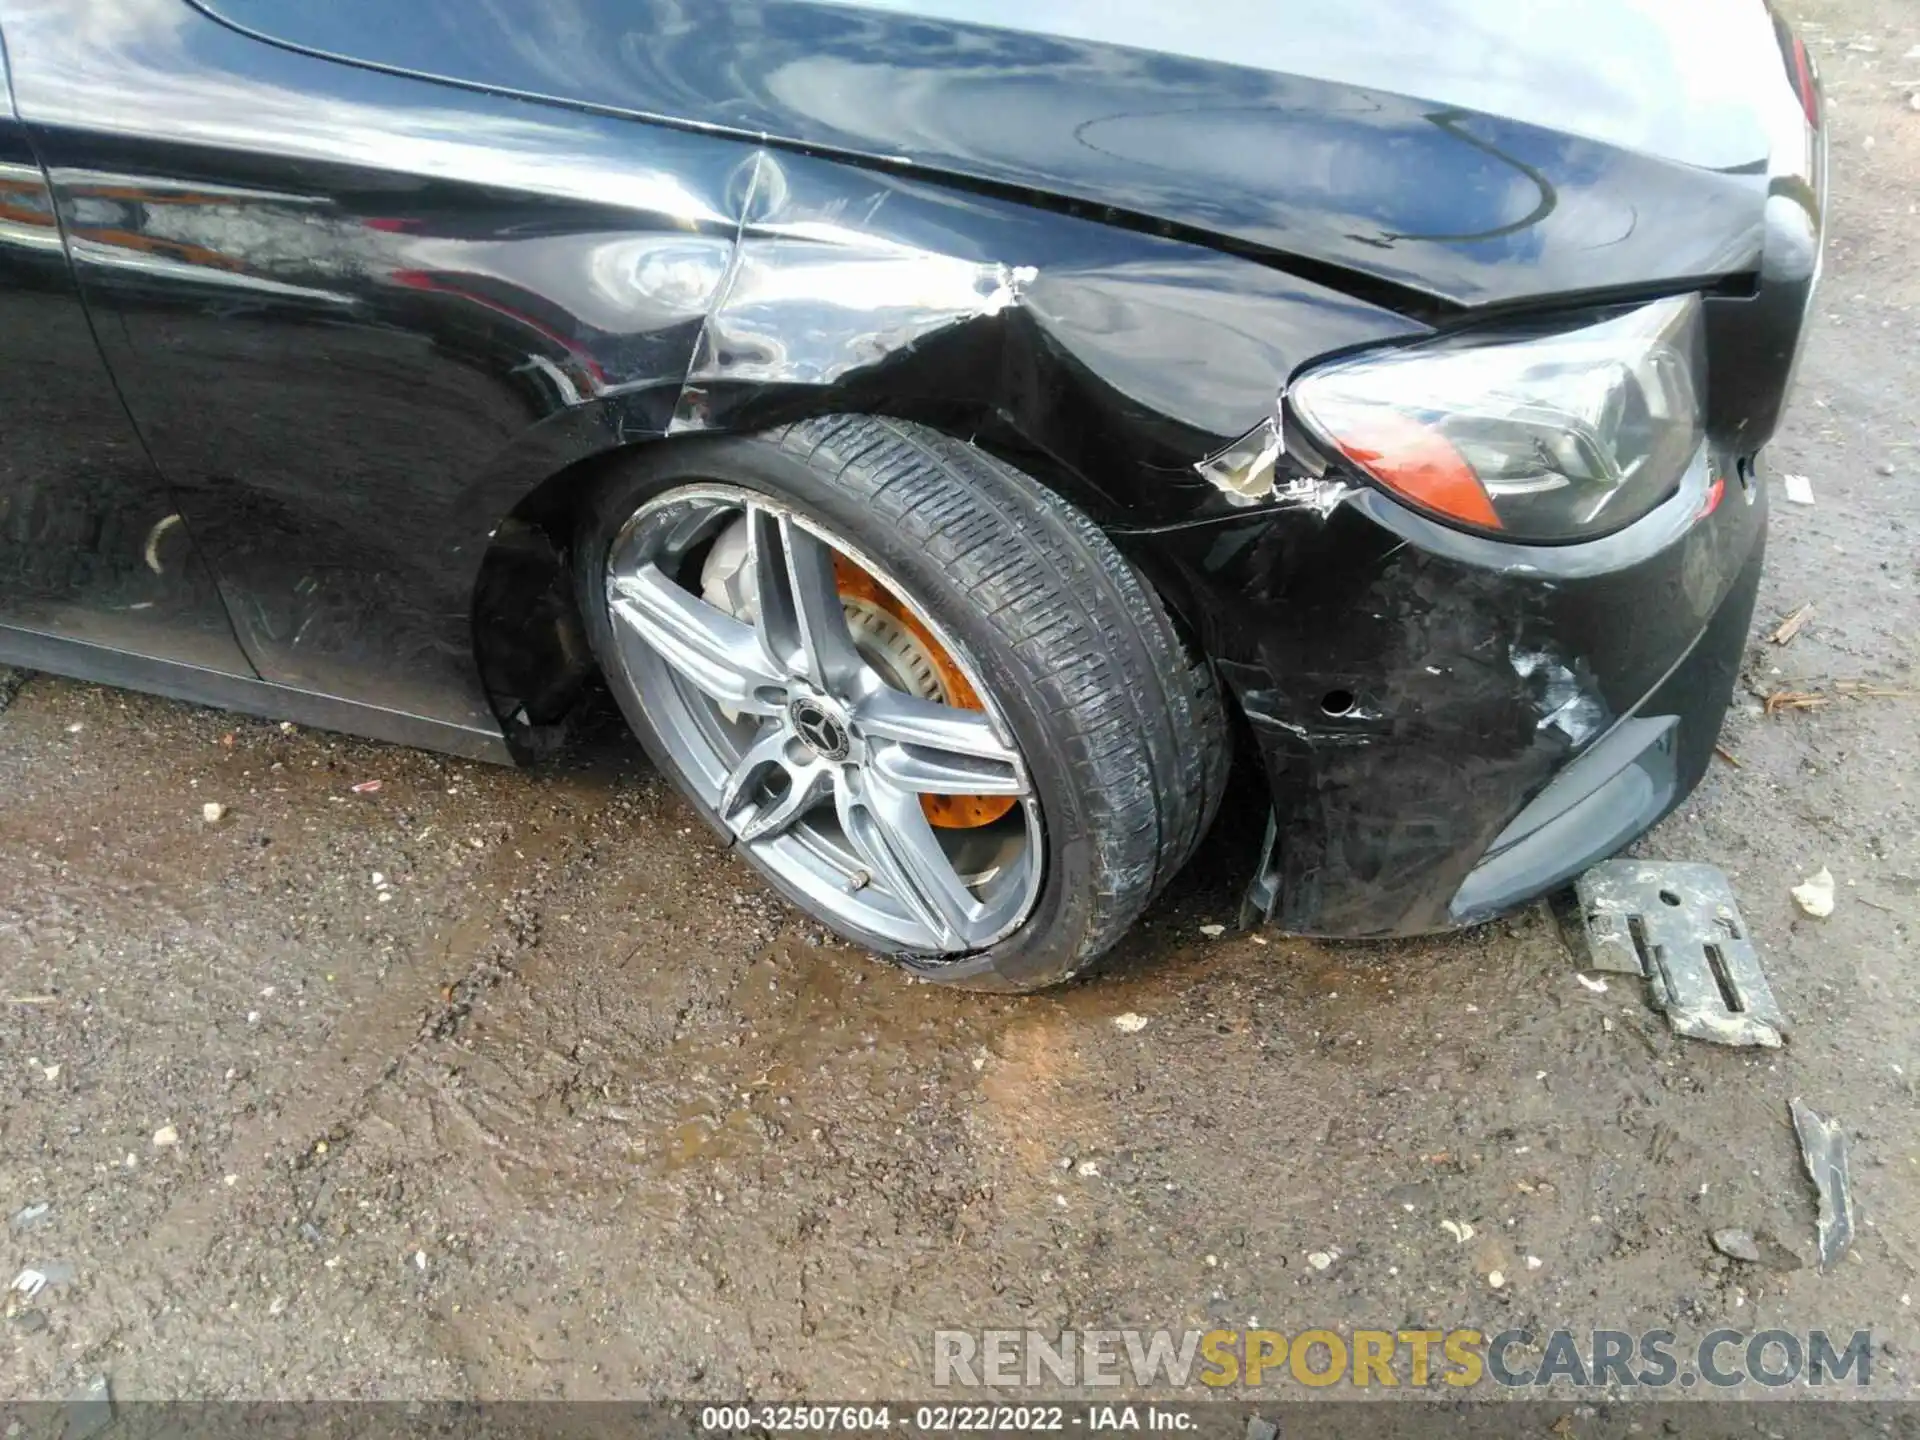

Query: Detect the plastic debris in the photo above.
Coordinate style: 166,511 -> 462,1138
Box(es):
1792,867 -> 1836,918
1781,473 -> 1815,505
351,780 -> 383,794
1790,1099 -> 1855,1273
201,802 -> 226,823
1575,861 -> 1785,1048
1575,973 -> 1608,993
1198,923 -> 1227,939
9,1268 -> 47,1300
9,1202 -> 50,1231
1440,1220 -> 1475,1245
1112,1012 -> 1150,1034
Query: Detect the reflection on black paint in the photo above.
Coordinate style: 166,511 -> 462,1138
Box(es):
0,141 -> 252,672
187,0 -> 1776,306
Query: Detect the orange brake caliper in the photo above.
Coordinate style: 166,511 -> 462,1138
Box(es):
833,557 -> 1018,830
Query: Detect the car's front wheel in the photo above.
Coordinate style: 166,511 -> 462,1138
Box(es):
575,415 -> 1226,990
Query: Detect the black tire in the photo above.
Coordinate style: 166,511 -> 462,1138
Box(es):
574,415 -> 1229,991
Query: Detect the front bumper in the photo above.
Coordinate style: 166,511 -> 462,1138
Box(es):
1131,443 -> 1766,938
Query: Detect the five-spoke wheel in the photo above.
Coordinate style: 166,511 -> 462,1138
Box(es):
604,487 -> 1043,955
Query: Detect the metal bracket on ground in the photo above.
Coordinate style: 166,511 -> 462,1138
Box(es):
1573,860 -> 1787,1048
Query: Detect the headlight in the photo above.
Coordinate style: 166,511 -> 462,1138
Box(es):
1288,294 -> 1707,542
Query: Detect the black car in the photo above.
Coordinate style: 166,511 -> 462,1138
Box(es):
0,0 -> 1827,988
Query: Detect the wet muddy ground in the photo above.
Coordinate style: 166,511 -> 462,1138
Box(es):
4,0 -> 1919,1405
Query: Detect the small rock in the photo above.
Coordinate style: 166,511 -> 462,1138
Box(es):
1198,924 -> 1227,939
1306,1251 -> 1333,1271
1781,473 -> 1816,506
1247,1420 -> 1277,1440
1076,1159 -> 1100,1178
1910,93 -> 1920,114
1526,1255 -> 1543,1271
1792,867 -> 1836,918
1881,461 -> 1901,475
1575,973 -> 1608,993
413,1249 -> 427,1271
1488,1270 -> 1506,1289
1712,1228 -> 1762,1263
152,1124 -> 179,1148
1441,1219 -> 1476,1245
201,802 -> 226,824
1112,1012 -> 1150,1034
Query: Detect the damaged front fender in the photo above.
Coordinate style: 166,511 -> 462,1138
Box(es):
662,147 -> 1422,528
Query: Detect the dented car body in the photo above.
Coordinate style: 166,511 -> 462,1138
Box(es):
0,0 -> 1826,942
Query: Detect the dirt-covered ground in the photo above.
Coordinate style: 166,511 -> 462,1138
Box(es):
3,0 -> 1918,1408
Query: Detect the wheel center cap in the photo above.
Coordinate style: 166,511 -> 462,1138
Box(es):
789,697 -> 851,762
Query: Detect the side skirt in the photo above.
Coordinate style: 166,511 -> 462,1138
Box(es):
0,623 -> 514,764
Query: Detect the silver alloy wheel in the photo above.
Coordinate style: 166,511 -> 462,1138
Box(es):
603,484 -> 1044,954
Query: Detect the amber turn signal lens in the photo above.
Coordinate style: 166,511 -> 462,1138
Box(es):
1330,411 -> 1502,532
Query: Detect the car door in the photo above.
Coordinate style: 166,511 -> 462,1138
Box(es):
0,0 -> 742,754
0,19 -> 253,679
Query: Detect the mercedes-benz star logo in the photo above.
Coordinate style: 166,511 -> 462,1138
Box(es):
789,698 -> 851,762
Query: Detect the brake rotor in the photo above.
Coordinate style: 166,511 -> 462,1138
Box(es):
832,556 -> 1019,830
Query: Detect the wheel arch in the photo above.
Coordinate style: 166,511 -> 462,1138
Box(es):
469,392 -> 1147,760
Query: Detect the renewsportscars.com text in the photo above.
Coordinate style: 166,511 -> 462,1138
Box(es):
933,1328 -> 1873,1390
